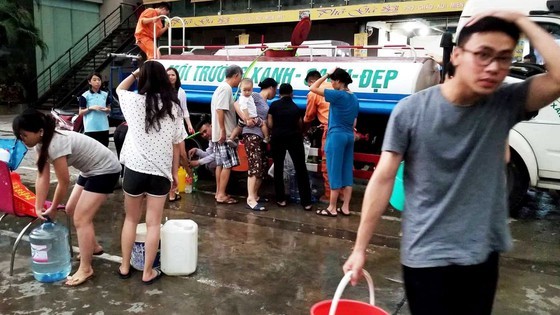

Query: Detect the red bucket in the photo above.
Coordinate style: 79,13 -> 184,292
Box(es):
310,270 -> 389,315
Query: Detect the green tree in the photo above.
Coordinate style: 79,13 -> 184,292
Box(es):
0,0 -> 48,103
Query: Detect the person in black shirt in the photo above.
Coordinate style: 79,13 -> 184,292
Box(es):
267,83 -> 312,211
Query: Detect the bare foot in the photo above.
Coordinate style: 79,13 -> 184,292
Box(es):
65,269 -> 94,286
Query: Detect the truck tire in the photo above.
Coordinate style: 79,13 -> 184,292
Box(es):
507,150 -> 529,217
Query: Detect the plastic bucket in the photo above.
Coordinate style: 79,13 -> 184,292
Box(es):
130,223 -> 161,271
389,162 -> 405,211
310,270 -> 389,315
232,143 -> 249,172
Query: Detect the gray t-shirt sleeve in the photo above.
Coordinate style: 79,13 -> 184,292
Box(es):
492,78 -> 533,128
381,96 -> 412,155
47,133 -> 72,161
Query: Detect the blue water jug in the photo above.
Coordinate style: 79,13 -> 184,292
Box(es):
29,218 -> 71,282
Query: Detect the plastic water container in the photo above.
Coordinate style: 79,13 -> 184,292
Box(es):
29,219 -> 71,283
389,162 -> 405,211
288,170 -> 300,203
130,223 -> 161,271
0,148 -> 10,163
161,219 -> 198,276
177,167 -> 187,193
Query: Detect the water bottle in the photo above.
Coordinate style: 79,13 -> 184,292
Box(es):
29,218 -> 71,283
192,169 -> 198,191
289,170 -> 300,203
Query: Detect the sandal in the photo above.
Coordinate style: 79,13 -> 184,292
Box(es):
246,202 -> 266,211
142,268 -> 163,285
117,267 -> 133,279
303,204 -> 313,211
276,201 -> 287,207
216,197 -> 238,204
316,209 -> 337,217
256,197 -> 269,203
336,207 -> 351,216
65,270 -> 94,286
76,249 -> 104,261
169,194 -> 181,202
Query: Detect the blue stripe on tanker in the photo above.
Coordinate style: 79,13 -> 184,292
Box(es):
182,84 -> 407,115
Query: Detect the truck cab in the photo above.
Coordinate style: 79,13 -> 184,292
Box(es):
460,0 -> 560,211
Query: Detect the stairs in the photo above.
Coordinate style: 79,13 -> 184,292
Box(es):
33,5 -> 139,110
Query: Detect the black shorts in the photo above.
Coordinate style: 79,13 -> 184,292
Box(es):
122,167 -> 170,197
76,172 -> 120,194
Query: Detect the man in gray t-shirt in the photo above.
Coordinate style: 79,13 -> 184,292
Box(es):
344,12 -> 560,315
211,65 -> 242,204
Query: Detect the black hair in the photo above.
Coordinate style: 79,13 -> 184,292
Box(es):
457,16 -> 520,48
137,61 -> 179,132
279,83 -> 293,96
225,65 -> 243,78
166,67 -> 181,91
12,109 -> 57,174
195,114 -> 211,131
258,78 -> 278,90
157,2 -> 170,10
304,70 -> 321,83
524,53 -> 536,63
87,72 -> 102,83
329,68 -> 353,85
444,62 -> 455,79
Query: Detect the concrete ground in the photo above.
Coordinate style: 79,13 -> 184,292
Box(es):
1,114 -> 559,314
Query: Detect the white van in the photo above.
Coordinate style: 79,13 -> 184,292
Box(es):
460,0 -> 560,211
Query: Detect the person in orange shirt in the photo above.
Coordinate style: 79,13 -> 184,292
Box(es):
135,2 -> 170,60
303,70 -> 332,203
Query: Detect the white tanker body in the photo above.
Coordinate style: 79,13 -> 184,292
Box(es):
157,53 -> 440,152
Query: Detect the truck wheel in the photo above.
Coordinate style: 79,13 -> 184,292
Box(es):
507,150 -> 529,217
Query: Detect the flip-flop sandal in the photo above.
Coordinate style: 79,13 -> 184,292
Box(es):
216,197 -> 238,204
65,271 -> 94,286
76,249 -> 104,261
142,268 -> 163,285
336,207 -> 351,216
256,197 -> 269,203
246,202 -> 266,211
168,194 -> 181,202
117,267 -> 134,279
316,209 -> 337,217
276,201 -> 287,207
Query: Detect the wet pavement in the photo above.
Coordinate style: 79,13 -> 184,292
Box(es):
1,114 -> 560,314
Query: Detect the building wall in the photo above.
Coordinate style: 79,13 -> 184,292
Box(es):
34,0 -> 102,73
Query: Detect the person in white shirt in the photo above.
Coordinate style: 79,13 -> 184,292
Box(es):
211,65 -> 242,204
116,60 -> 187,285
166,67 -> 192,201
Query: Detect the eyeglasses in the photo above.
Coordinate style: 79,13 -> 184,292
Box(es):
460,47 -> 513,69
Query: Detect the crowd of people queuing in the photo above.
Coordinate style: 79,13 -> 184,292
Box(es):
10,10 -> 559,315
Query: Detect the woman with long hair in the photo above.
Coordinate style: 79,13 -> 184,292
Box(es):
12,109 -> 121,286
310,68 -> 359,217
116,60 -> 187,284
166,67 -> 193,202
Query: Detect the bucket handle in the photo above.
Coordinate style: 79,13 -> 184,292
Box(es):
328,270 -> 375,315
